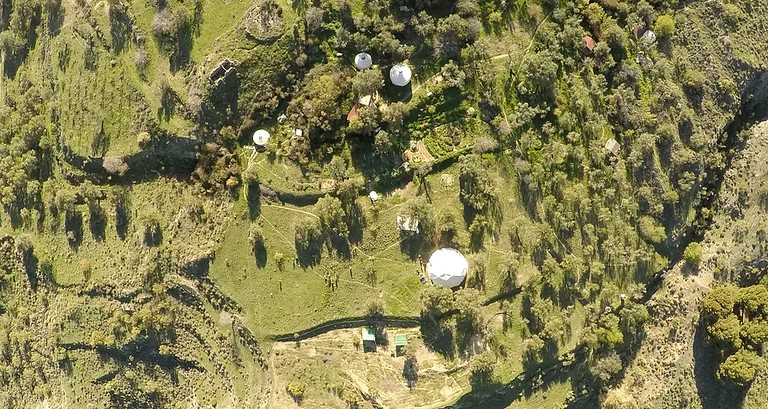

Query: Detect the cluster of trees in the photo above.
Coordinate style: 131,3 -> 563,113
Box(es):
274,0 -> 490,165
294,157 -> 365,265
192,143 -> 242,191
458,154 -> 501,248
702,283 -> 768,385
89,291 -> 176,350
0,39 -> 141,248
0,0 -> 55,71
0,237 -> 61,404
0,79 -> 50,230
420,285 -> 484,358
495,0 -> 726,301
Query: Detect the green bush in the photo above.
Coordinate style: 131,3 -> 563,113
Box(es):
723,4 -> 743,28
682,69 -> 706,93
654,15 -> 675,38
286,381 -> 306,402
718,349 -> 762,386
638,216 -> 666,244
683,242 -> 702,266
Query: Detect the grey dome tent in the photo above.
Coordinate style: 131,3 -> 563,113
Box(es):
389,64 -> 412,87
355,53 -> 373,70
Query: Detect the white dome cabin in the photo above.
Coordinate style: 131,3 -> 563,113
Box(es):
427,248 -> 468,289
389,64 -> 412,87
253,129 -> 270,147
355,52 -> 373,70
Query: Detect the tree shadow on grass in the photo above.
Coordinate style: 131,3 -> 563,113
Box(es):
329,236 -> 351,260
399,233 -> 425,260
144,223 -> 163,247
170,21 -> 193,73
449,349 -> 590,409
48,3 -> 65,36
22,250 -> 39,291
346,203 -> 366,245
693,325 -> 748,409
89,207 -> 107,242
158,85 -> 179,123
420,315 -> 455,360
5,205 -> 21,229
296,236 -> 323,267
109,4 -> 133,53
247,180 -> 261,220
116,199 -> 130,240
253,241 -> 267,268
403,355 -> 419,388
65,211 -> 83,249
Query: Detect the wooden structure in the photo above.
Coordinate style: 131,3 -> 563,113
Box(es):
582,36 -> 596,54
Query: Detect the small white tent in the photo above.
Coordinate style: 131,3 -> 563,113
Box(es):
427,248 -> 468,288
355,53 -> 373,70
389,64 -> 412,87
253,129 -> 270,146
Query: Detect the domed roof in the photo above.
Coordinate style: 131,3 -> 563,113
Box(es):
355,52 -> 373,70
427,248 -> 468,288
389,64 -> 412,87
253,129 -> 270,146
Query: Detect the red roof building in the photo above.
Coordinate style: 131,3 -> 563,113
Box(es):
347,104 -> 360,121
583,36 -> 596,54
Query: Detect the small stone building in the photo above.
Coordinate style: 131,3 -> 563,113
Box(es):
209,59 -> 236,87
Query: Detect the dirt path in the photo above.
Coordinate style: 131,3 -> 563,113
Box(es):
261,204 -> 319,218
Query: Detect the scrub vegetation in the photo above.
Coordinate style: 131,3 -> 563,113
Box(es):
1,0 -> 768,407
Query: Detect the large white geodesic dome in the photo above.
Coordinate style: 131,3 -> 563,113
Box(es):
427,248 -> 468,288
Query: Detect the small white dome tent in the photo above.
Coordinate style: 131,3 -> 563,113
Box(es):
355,52 -> 373,70
427,248 -> 468,288
389,64 -> 412,87
253,129 -> 270,146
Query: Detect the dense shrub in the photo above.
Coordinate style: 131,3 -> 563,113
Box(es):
683,242 -> 702,266
638,216 -> 666,244
286,381 -> 306,403
654,15 -> 675,38
151,8 -> 179,47
134,47 -> 149,76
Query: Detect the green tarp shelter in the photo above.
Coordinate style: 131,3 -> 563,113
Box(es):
362,327 -> 377,352
395,333 -> 407,356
